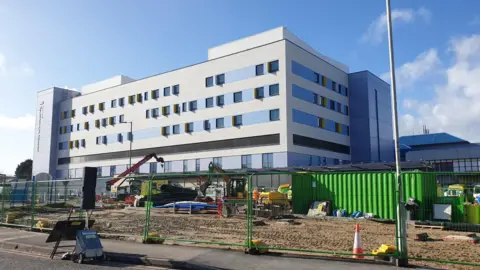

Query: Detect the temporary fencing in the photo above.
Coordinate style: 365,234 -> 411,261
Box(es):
1,170 -> 480,269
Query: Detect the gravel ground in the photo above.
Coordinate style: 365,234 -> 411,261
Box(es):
0,249 -> 169,270
24,208 -> 480,270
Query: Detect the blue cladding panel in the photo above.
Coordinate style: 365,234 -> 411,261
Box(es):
292,61 -> 317,81
292,109 -> 318,128
171,161 -> 183,172
222,156 -> 241,169
225,66 -> 256,84
251,154 -> 262,169
134,128 -> 159,140
292,84 -> 313,102
273,152 -> 288,167
242,110 -> 270,125
200,158 -> 213,171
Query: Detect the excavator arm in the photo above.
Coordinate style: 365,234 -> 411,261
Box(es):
108,153 -> 165,193
199,162 -> 229,196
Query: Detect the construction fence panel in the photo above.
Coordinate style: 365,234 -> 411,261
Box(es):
2,179 -> 36,228
254,171 -> 398,260
144,172 -> 250,249
403,172 -> 480,269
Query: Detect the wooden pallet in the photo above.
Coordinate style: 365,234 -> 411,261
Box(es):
414,224 -> 445,230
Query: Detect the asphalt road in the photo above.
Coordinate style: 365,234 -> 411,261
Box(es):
0,249 -> 169,270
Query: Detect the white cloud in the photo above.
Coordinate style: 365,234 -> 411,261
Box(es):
0,52 -> 35,77
381,48 -> 441,89
0,114 -> 35,130
399,34 -> 480,141
362,7 -> 432,44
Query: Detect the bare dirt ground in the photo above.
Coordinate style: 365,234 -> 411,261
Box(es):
22,208 -> 480,270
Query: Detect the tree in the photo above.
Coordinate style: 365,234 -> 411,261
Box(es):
15,159 -> 32,179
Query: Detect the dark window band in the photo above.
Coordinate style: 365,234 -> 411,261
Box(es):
292,134 -> 350,155
58,134 -> 280,165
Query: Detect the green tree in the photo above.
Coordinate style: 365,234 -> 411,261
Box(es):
14,159 -> 32,179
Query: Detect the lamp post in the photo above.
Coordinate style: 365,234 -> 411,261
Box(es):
385,0 -> 407,266
120,121 -> 133,174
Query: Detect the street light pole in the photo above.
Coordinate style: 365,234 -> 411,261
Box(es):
385,0 -> 407,266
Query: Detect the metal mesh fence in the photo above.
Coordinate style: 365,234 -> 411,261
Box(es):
403,172 -> 480,268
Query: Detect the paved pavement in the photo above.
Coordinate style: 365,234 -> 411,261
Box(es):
0,227 -> 397,270
0,248 -> 169,269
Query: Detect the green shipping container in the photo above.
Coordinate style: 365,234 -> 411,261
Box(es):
292,172 -> 437,220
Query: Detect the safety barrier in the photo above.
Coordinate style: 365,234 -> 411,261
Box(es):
1,171 -> 479,268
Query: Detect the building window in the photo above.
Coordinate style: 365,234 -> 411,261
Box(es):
204,120 -> 211,130
161,161 -> 170,172
262,153 -> 273,168
268,60 -> 279,73
189,101 -> 197,111
216,74 -> 225,85
174,104 -> 180,114
164,86 -> 170,96
331,81 -> 337,91
136,93 -> 143,103
162,106 -> 170,116
81,139 -> 86,148
216,118 -> 224,128
102,136 -> 107,144
255,64 -> 264,76
329,100 -> 335,110
97,167 -> 102,177
195,159 -> 200,172
322,76 -> 327,86
338,84 -> 342,93
269,84 -> 279,96
76,123 -> 80,131
82,107 -> 88,115
151,89 -> 159,99
213,157 -> 222,168
345,87 -> 349,96
119,97 -> 125,107
269,109 -> 280,121
318,118 -> 326,128
109,116 -> 116,125
205,97 -> 214,108
336,102 -> 342,113
128,95 -> 135,105
206,76 -> 214,87
173,124 -> 180,134
71,110 -> 76,118
314,72 -> 320,83
89,105 -> 95,113
185,122 -> 194,133
84,122 -> 89,130
216,95 -> 224,106
346,126 -> 350,136
95,120 -> 100,128
345,105 -> 349,116
111,99 -> 117,108
234,91 -> 242,103
58,142 -> 64,150
162,126 -> 170,136
150,162 -> 157,174
145,109 -> 150,119
335,123 -> 342,133
119,114 -> 125,123
152,108 -> 159,118
110,166 -> 116,177
96,136 -> 101,145
128,132 -> 133,141
241,155 -> 252,169
74,140 -> 79,148
313,93 -> 318,104
117,133 -> 123,142
321,96 -> 327,107
172,84 -> 180,95
102,118 -> 107,127
254,87 -> 264,99
233,115 -> 242,126
144,92 -> 149,101
183,160 -> 188,172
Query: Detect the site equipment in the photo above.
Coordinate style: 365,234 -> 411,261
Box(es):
445,184 -> 475,203
70,230 -> 105,264
106,153 -> 164,199
200,162 -> 289,218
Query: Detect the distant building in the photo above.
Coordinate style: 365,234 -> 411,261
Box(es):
32,27 -> 394,179
400,132 -> 480,172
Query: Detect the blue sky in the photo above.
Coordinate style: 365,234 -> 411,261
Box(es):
0,0 -> 479,174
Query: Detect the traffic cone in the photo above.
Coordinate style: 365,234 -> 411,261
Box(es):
353,223 -> 364,259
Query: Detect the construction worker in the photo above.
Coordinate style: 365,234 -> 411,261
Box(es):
287,186 -> 292,208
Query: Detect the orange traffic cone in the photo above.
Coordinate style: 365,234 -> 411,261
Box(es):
353,223 -> 364,259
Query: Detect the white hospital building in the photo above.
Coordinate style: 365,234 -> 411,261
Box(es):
32,27 -> 394,179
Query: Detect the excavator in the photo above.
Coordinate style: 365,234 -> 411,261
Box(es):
106,153 -> 164,200
199,162 -> 289,218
